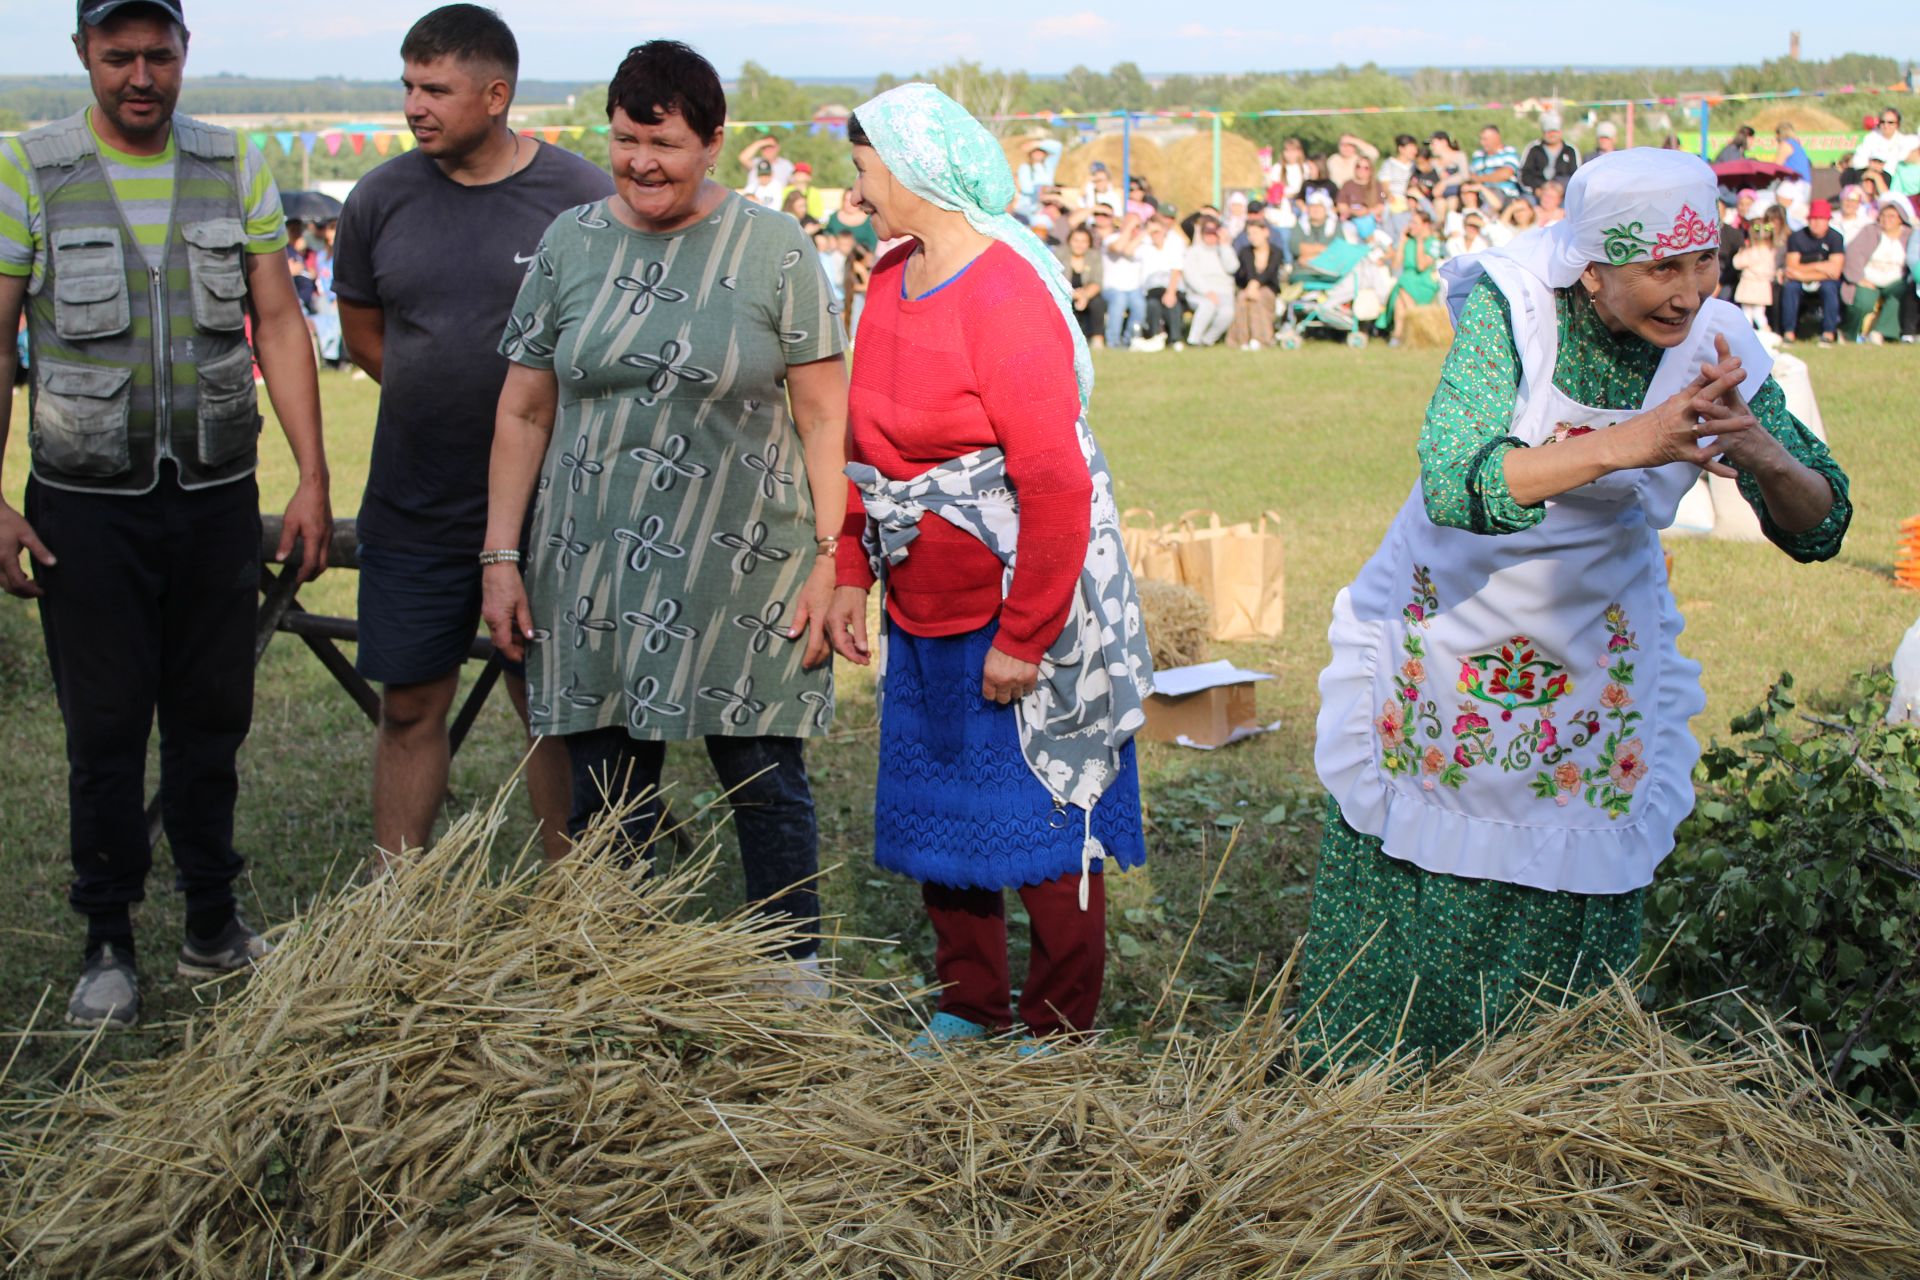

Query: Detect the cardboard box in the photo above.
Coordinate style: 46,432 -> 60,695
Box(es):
1140,661 -> 1277,750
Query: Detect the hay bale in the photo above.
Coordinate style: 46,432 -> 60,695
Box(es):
1161,130 -> 1265,214
8,783 -> 1920,1279
1402,299 -> 1455,350
1139,578 -> 1211,669
1053,133 -> 1166,202
1741,102 -> 1851,137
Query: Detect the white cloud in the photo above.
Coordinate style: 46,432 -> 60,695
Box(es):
1028,11 -> 1112,41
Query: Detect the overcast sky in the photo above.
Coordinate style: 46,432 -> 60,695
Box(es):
2,0 -> 1915,84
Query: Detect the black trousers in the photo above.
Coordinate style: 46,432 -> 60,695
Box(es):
1143,290 -> 1187,342
27,470 -> 259,943
565,727 -> 820,958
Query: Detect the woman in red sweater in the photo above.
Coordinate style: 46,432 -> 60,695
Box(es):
825,86 -> 1152,1050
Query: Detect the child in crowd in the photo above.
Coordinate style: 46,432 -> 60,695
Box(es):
815,227 -> 847,308
1733,220 -> 1777,331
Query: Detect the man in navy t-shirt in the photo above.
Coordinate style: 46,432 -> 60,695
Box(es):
333,5 -> 612,868
1781,198 -> 1844,344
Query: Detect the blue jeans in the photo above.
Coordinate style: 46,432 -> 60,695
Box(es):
565,727 -> 820,957
1103,287 -> 1146,346
1782,279 -> 1840,338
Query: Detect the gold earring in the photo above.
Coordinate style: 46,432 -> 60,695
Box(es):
707,165 -> 716,175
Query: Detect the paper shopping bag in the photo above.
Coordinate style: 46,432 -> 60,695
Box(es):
1120,507 -> 1184,585
1173,510 -> 1286,641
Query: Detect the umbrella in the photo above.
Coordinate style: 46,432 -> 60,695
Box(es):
281,190 -> 344,223
1711,159 -> 1795,190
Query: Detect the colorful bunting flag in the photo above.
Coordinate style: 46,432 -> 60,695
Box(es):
372,133 -> 391,155
274,131 -> 294,153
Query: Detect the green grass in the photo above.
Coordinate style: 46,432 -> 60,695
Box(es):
3,342 -> 1916,1080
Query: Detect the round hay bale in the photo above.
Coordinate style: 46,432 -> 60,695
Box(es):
1000,130 -> 1057,177
1741,102 -> 1850,136
1402,300 -> 1455,350
1138,578 -> 1210,670
1054,134 -> 1167,203
1161,130 -> 1265,214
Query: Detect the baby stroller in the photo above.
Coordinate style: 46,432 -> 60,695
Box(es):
1277,238 -> 1388,349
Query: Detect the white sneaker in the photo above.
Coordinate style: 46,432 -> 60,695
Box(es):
1171,341 -> 1186,351
1132,333 -> 1167,352
1244,340 -> 1262,351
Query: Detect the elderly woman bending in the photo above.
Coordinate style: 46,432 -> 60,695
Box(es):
824,85 -> 1152,1050
481,42 -> 848,975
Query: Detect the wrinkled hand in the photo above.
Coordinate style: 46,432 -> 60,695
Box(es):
789,559 -> 836,671
0,502 -> 53,599
277,479 -> 332,583
825,584 -> 871,666
981,645 -> 1040,706
482,563 -> 533,663
1694,335 -> 1785,478
1611,341 -> 1756,477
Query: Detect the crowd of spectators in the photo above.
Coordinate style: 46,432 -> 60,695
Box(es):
735,108 -> 1920,353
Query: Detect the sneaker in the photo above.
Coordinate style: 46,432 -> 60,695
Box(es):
67,944 -> 139,1029
1818,333 -> 1837,347
1244,340 -> 1262,351
1132,333 -> 1167,352
906,1011 -> 989,1055
1171,341 -> 1186,352
177,915 -> 271,979
1867,332 -> 1884,346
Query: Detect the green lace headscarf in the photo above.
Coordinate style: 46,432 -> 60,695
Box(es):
852,82 -> 1094,406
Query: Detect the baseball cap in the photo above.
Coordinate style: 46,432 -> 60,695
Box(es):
1540,111 -> 1562,132
792,162 -> 812,176
1089,161 -> 1108,174
1595,122 -> 1618,140
79,0 -> 186,27
1808,198 -> 1832,220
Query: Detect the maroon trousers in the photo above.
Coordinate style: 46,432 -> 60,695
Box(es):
922,872 -> 1106,1036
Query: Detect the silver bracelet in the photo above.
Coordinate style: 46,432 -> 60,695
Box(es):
478,549 -> 523,567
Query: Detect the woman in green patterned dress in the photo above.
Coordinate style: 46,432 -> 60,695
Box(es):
480,42 -> 847,977
1302,150 -> 1851,1065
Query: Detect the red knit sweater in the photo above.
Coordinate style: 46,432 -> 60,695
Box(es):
836,240 -> 1090,664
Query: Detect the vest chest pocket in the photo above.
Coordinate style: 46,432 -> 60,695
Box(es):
196,342 -> 261,468
50,226 -> 131,340
182,218 -> 249,332
30,360 -> 133,478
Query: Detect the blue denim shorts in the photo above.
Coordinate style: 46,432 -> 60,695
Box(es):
355,543 -> 524,686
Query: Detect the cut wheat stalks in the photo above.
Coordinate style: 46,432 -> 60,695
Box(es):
3,782 -> 1917,1279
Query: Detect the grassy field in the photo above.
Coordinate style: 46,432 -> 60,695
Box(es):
2,342 -> 1916,1080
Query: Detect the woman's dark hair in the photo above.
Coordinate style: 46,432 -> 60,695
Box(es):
1067,224 -> 1092,246
1394,133 -> 1417,149
847,113 -> 871,147
401,4 -> 519,96
1429,131 -> 1455,149
606,40 -> 725,138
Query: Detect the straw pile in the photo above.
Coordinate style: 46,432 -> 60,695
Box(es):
1162,130 -> 1265,214
1741,103 -> 1851,137
6,787 -> 1920,1279
1054,133 -> 1167,200
1402,299 -> 1455,350
1139,578 -> 1211,669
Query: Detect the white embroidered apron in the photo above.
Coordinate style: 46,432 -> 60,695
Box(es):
1315,258 -> 1769,895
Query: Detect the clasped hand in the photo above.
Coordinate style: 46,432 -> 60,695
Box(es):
1620,334 -> 1778,480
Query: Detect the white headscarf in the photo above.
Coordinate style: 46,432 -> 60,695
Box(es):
1442,149 -> 1720,317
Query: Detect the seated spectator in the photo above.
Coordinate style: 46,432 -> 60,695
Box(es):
1229,217 -> 1283,349
1716,194 -> 1749,300
1520,112 -> 1580,198
1895,142 -> 1920,200
1101,211 -> 1148,349
1782,198 -> 1845,344
1490,197 -> 1536,247
1222,189 -> 1250,241
1772,122 -> 1813,181
1135,205 -> 1188,350
1377,207 -> 1442,344
1714,124 -> 1755,164
1733,219 -> 1776,330
1083,161 -> 1123,215
1293,190 -> 1340,267
1058,224 -> 1107,344
1428,131 -> 1471,210
1324,133 -> 1380,189
1126,174 -> 1157,222
1848,108 -> 1916,185
1028,212 -> 1058,247
1444,181 -> 1492,235
741,157 -> 783,208
1337,157 -> 1387,240
1535,179 -> 1567,225
1660,134 -> 1684,151
1446,209 -> 1491,257
1015,138 -> 1062,214
1593,121 -> 1619,155
1379,134 -> 1420,205
1274,136 -> 1316,202
1842,201 -> 1915,344
1835,186 -> 1875,242
784,162 -> 824,219
781,188 -> 811,222
1182,216 -> 1239,347
1470,124 -> 1522,202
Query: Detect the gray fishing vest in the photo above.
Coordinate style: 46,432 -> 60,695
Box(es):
22,110 -> 262,495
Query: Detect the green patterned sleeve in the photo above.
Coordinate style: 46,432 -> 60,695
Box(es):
1416,278 -> 1544,535
1734,377 -> 1852,563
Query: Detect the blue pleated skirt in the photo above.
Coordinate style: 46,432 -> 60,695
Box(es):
873,621 -> 1147,891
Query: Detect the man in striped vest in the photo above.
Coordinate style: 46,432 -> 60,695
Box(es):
0,0 -> 331,1028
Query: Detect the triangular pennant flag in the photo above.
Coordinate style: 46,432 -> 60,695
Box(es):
541,127 -> 562,144
564,126 -> 584,139
348,133 -> 365,155
249,131 -> 269,152
324,133 -> 342,155
396,132 -> 415,152
372,132 -> 391,155
300,131 -> 318,153
593,124 -> 610,135
274,131 -> 294,153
